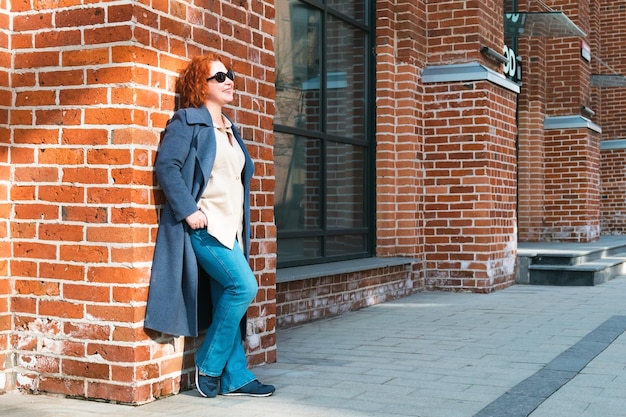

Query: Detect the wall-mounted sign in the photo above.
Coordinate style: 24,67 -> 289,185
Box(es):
503,45 -> 522,83
503,45 -> 517,78
581,40 -> 591,62
503,14 -> 523,84
480,44 -> 522,83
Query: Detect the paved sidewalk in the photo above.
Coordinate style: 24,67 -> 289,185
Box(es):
3,277 -> 626,417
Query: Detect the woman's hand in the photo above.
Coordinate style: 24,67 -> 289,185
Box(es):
185,210 -> 207,230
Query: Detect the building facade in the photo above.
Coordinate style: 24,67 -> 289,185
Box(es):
0,0 -> 624,405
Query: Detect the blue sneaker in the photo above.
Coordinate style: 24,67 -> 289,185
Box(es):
195,367 -> 219,398
222,380 -> 275,397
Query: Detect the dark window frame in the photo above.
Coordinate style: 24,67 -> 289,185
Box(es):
274,0 -> 376,268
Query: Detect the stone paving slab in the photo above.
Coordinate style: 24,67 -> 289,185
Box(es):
2,276 -> 626,416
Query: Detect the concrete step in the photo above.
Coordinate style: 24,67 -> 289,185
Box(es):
527,253 -> 626,286
517,236 -> 626,286
531,244 -> 626,266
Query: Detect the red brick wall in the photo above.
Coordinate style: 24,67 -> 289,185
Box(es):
595,0 -> 626,140
544,0 -> 591,116
2,0 -> 619,404
517,0 -> 602,243
5,0 -> 276,403
600,90 -> 626,141
519,0 -> 601,243
275,0 -> 426,332
546,37 -> 591,116
598,0 -> 626,234
422,0 -> 518,291
601,149 -> 626,234
277,264 -> 415,328
517,35 -> 548,242
379,0 -> 518,292
426,0 -> 505,65
423,81 -> 518,291
544,129 -> 601,241
376,0 -> 426,262
0,0 -> 10,393
588,0 -> 601,107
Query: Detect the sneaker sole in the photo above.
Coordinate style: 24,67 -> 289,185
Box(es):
195,367 -> 218,398
221,391 -> 274,397
195,368 -> 207,397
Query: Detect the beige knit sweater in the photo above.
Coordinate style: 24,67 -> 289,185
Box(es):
198,118 -> 246,251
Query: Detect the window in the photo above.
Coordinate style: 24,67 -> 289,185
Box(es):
274,0 -> 374,267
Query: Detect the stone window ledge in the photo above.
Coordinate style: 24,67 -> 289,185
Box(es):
276,257 -> 418,284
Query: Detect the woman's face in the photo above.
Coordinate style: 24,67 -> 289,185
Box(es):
206,60 -> 234,106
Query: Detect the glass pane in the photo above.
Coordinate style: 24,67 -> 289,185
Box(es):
275,0 -> 321,131
326,0 -> 368,23
504,13 -> 586,38
275,0 -> 373,267
326,234 -> 367,257
326,141 -> 365,228
277,236 -> 322,264
274,132 -> 322,231
326,15 -> 367,139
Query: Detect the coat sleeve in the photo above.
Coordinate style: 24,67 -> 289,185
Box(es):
155,110 -> 200,223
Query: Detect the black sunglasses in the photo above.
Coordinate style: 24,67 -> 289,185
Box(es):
206,70 -> 235,83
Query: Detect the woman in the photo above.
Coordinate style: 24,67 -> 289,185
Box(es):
144,54 -> 275,398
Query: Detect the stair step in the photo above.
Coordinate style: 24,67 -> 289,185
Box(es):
530,254 -> 626,271
517,237 -> 626,286
527,254 -> 626,286
532,245 -> 626,266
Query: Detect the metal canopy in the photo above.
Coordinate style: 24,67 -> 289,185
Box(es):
505,12 -> 587,38
590,74 -> 626,88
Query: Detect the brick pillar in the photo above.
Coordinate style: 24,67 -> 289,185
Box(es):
598,1 -> 626,233
0,0 -> 10,393
540,0 -> 600,242
423,81 -> 518,291
517,0 -> 602,242
516,3 -> 548,241
544,127 -> 601,241
9,1 -> 169,403
375,0 -> 426,286
8,0 -> 276,404
601,147 -> 626,233
422,0 -> 518,291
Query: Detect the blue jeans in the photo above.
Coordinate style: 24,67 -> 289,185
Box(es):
190,229 -> 257,393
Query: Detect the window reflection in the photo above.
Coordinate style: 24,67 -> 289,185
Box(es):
326,142 -> 365,229
326,0 -> 367,22
275,1 -> 321,130
325,17 -> 367,139
274,132 -> 321,232
274,0 -> 372,266
277,236 -> 322,264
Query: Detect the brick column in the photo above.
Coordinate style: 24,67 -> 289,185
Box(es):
422,0 -> 518,291
602,146 -> 626,233
516,0 -> 602,242
423,79 -> 518,291
375,0 -> 426,284
598,1 -> 626,233
8,0 -> 276,404
9,1 -> 171,403
540,0 -> 599,242
517,32 -> 548,241
543,126 -> 601,241
0,0 -> 10,393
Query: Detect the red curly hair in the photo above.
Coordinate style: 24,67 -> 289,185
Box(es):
177,54 -> 229,108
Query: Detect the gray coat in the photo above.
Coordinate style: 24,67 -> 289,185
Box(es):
144,105 -> 254,337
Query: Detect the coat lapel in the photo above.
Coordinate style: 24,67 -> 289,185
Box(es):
185,106 -> 217,201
